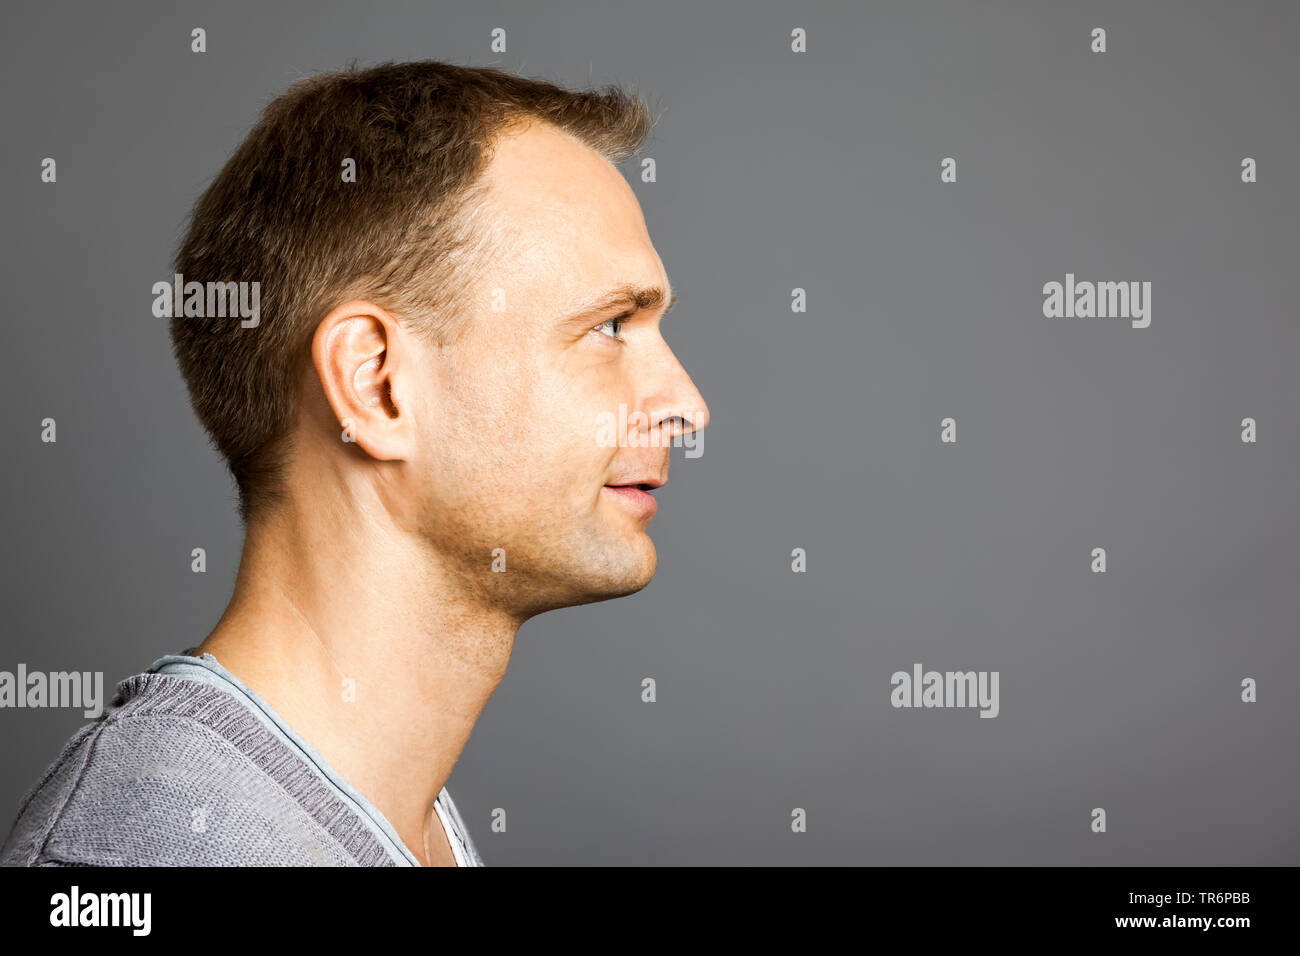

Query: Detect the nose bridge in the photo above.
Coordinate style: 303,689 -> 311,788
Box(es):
642,333 -> 709,438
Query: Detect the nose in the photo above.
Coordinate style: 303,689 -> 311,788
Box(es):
646,339 -> 710,444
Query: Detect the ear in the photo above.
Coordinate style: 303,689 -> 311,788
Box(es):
310,299 -> 415,463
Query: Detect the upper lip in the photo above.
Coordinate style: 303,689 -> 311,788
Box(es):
606,477 -> 666,490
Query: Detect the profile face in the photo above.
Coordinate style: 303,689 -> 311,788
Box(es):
408,121 -> 709,615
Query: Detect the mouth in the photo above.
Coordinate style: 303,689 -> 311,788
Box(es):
601,481 -> 661,517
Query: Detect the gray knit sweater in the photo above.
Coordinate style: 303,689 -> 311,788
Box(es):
1,656 -> 484,866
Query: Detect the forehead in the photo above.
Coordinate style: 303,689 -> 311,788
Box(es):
475,121 -> 667,309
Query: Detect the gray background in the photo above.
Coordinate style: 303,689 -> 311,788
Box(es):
2,0 -> 1296,865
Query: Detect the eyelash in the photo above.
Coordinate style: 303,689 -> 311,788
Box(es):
592,314 -> 630,343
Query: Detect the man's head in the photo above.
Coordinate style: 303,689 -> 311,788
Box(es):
170,61 -> 709,618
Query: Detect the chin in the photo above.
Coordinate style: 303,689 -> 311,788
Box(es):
618,551 -> 658,595
508,518 -> 661,615
573,538 -> 659,604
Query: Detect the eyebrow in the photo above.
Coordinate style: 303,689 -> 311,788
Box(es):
566,283 -> 677,322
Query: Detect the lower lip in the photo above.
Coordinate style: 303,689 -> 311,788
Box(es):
602,485 -> 658,517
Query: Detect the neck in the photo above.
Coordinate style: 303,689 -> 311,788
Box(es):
195,493 -> 520,866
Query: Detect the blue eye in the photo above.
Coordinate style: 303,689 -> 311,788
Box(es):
593,315 -> 627,341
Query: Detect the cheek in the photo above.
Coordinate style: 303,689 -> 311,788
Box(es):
440,342 -> 622,504
444,362 -> 565,487
551,370 -> 624,471
489,378 -> 621,516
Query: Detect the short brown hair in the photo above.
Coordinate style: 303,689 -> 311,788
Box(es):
170,60 -> 653,524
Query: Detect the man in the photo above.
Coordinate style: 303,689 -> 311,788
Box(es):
2,60 -> 708,866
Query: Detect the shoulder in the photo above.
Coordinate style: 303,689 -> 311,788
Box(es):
2,673 -> 355,866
